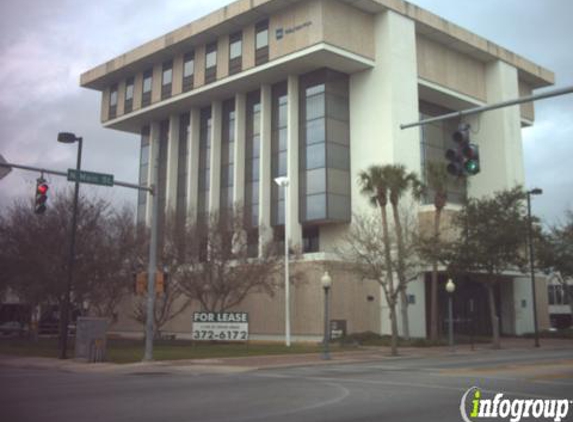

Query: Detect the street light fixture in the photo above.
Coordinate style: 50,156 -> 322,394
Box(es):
445,278 -> 456,353
274,176 -> 290,347
527,187 -> 543,348
321,271 -> 332,360
57,131 -> 83,359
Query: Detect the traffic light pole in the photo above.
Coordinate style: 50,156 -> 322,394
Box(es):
400,85 -> 573,130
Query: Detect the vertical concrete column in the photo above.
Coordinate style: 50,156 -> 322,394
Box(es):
287,75 -> 302,248
187,108 -> 201,226
172,53 -> 184,96
234,93 -> 247,207
471,60 -> 524,197
209,100 -> 223,214
100,88 -> 110,122
165,114 -> 180,213
146,121 -> 161,226
349,10 -> 419,214
259,84 -> 272,249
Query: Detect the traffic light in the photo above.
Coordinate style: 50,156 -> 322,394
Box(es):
445,123 -> 481,177
35,178 -> 49,214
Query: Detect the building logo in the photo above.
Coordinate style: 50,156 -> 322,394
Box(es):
275,21 -> 313,40
460,387 -> 571,422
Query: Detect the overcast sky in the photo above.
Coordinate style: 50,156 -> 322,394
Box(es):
0,0 -> 571,224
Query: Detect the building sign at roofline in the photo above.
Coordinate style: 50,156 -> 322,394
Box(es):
276,21 -> 313,40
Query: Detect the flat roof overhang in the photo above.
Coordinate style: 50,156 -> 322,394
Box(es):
103,43 -> 374,134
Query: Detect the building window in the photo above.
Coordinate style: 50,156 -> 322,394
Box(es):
205,42 -> 217,84
198,107 -> 212,227
548,284 -> 572,305
124,77 -> 134,113
176,113 -> 190,228
161,61 -> 173,100
303,226 -> 319,253
229,32 -> 242,75
299,69 -> 351,224
109,84 -> 118,119
137,126 -> 150,224
183,51 -> 195,92
271,81 -> 287,228
157,121 -> 170,248
142,69 -> 152,107
245,90 -> 261,236
220,99 -> 235,224
255,20 -> 269,65
419,101 -> 466,205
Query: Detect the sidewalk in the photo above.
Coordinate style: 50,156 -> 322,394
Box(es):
0,337 -> 571,375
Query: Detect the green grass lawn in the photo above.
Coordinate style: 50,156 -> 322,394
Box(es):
0,337 -> 353,364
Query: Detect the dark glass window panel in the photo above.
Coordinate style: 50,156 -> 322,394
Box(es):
306,84 -> 325,96
277,151 -> 287,176
276,128 -> 287,152
326,143 -> 350,170
278,103 -> 287,127
326,94 -> 349,121
306,93 -> 325,120
184,53 -> 195,77
305,168 -> 326,195
182,76 -> 194,92
247,158 -> 259,181
326,118 -> 349,145
255,46 -> 269,66
327,168 -> 350,196
247,135 -> 260,158
162,64 -> 173,85
303,226 -> 320,253
110,86 -> 118,106
140,144 -> 150,165
306,118 -> 326,145
305,194 -> 327,221
143,71 -> 152,93
328,193 -> 351,221
305,143 -> 326,169
220,187 -> 233,207
230,37 -> 242,60
255,26 -> 268,49
206,43 -> 217,68
139,164 -> 148,185
221,164 -> 234,187
125,79 -> 134,100
276,200 -> 285,225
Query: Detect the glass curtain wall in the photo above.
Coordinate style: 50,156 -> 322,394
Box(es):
245,91 -> 261,256
198,107 -> 212,227
176,113 -> 190,228
270,82 -> 288,228
220,99 -> 235,225
299,69 -> 351,225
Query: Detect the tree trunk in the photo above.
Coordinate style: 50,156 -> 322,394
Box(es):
391,203 -> 410,341
486,282 -> 501,349
429,207 -> 442,342
389,302 -> 399,356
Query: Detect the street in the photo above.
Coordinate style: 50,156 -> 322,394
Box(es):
1,347 -> 572,422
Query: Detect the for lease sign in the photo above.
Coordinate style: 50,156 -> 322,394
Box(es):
192,312 -> 249,341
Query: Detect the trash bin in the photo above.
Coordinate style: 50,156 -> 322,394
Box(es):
74,317 -> 107,362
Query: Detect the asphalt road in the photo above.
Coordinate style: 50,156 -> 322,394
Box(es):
1,348 -> 572,422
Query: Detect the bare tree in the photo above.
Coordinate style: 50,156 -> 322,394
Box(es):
164,208 -> 286,313
337,210 -> 422,356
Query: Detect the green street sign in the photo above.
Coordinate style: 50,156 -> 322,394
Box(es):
67,169 -> 114,187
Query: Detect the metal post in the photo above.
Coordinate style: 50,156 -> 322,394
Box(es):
448,294 -> 454,352
144,160 -> 159,361
322,286 -> 331,360
60,137 -> 82,359
527,192 -> 540,348
284,184 -> 291,347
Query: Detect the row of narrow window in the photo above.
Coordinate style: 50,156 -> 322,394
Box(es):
108,20 -> 269,119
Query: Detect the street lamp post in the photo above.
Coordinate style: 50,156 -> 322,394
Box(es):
274,176 -> 290,347
57,132 -> 83,359
527,188 -> 543,348
445,278 -> 456,353
321,271 -> 332,360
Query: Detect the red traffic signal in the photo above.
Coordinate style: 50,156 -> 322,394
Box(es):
35,178 -> 49,214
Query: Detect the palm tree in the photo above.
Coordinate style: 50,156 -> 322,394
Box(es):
358,165 -> 399,355
386,165 -> 423,341
423,161 -> 449,342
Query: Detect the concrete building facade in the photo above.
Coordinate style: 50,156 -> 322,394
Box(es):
81,0 -> 554,340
